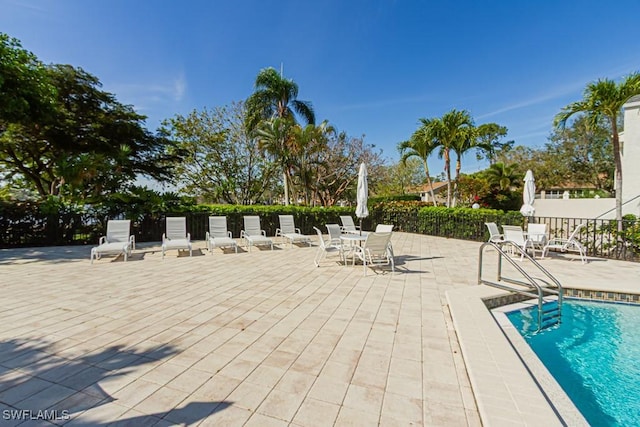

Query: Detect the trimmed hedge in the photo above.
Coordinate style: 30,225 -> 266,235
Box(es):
1,199 -> 522,248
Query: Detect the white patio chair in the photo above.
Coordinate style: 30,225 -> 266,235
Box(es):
162,217 -> 192,258
485,222 -> 504,244
502,225 -> 536,261
527,223 -> 548,251
352,232 -> 394,276
275,215 -> 311,248
340,215 -> 360,234
375,223 -> 395,258
90,220 -> 135,264
313,226 -> 345,266
206,216 -> 237,254
241,216 -> 273,252
542,223 -> 588,264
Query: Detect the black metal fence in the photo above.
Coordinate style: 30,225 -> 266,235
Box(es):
1,204 -> 638,262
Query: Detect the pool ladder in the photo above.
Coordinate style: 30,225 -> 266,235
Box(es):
478,241 -> 563,332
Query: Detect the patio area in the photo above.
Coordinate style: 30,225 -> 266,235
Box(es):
0,232 -> 638,426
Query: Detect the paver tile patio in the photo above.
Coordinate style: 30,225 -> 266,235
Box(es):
2,232 -> 636,425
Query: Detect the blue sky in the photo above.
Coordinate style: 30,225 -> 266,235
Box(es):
3,0 -> 640,175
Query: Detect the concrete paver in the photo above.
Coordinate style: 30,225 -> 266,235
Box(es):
1,233 -> 637,425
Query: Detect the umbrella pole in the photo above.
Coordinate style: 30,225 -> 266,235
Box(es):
359,218 -> 362,236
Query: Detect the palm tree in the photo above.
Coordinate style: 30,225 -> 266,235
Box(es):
246,67 -> 315,205
485,162 -> 519,190
255,118 -> 296,204
398,119 -> 439,205
246,67 -> 315,131
555,73 -> 640,223
432,109 -> 474,207
451,125 -> 477,207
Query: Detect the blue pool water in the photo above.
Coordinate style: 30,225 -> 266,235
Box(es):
507,299 -> 640,426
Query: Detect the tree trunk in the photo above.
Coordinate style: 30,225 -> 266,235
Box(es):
422,159 -> 437,206
283,170 -> 289,205
444,149 -> 452,207
453,155 -> 462,207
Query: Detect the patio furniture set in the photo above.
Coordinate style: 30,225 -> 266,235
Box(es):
91,215 -> 396,275
485,222 -> 587,264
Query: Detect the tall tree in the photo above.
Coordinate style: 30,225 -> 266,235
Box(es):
245,67 -> 315,204
1,64 -> 179,200
0,33 -> 56,126
162,102 -> 277,204
432,109 -> 474,207
291,120 -> 334,205
475,123 -> 512,165
555,73 -> 640,222
451,124 -> 476,207
398,119 -> 439,205
255,117 -> 296,204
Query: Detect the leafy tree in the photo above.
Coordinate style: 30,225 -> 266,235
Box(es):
548,115 -> 613,193
0,63 -> 179,200
0,33 -> 56,126
162,102 -> 277,204
475,123 -> 512,165
398,119 -> 440,205
555,73 -> 640,222
374,158 -> 424,197
245,67 -> 315,204
456,174 -> 491,207
290,120 -> 335,205
312,132 -> 383,206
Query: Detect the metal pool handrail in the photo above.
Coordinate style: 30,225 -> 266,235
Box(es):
478,241 -> 564,332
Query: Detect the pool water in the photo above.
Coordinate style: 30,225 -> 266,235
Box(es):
507,299 -> 640,426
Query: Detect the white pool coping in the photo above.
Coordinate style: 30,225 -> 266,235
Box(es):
447,285 -> 589,426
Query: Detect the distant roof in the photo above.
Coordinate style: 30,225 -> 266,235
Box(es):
411,181 -> 449,193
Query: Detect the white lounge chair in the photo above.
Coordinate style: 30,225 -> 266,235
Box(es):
90,220 -> 135,264
340,215 -> 360,234
502,225 -> 536,260
206,216 -> 237,253
162,217 -> 192,258
241,216 -> 273,252
313,226 -> 345,266
275,215 -> 311,247
542,223 -> 588,264
527,223 -> 548,251
485,222 -> 504,244
352,232 -> 394,276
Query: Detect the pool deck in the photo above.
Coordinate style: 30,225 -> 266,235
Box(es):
0,233 -> 638,426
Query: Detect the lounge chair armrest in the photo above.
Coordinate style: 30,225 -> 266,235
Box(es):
227,231 -> 233,238
186,233 -> 191,242
162,233 -> 167,243
205,231 -> 210,240
240,230 -> 247,238
129,235 -> 136,250
261,230 -> 266,236
295,228 -> 301,234
99,236 -> 107,245
275,228 -> 282,237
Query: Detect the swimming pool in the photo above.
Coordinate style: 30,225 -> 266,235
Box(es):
507,299 -> 640,426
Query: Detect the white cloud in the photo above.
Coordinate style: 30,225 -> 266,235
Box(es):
106,71 -> 187,112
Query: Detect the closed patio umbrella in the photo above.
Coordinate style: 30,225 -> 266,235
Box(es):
520,169 -> 536,216
355,162 -> 369,235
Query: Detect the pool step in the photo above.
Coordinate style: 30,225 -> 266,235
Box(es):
540,302 -> 561,329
